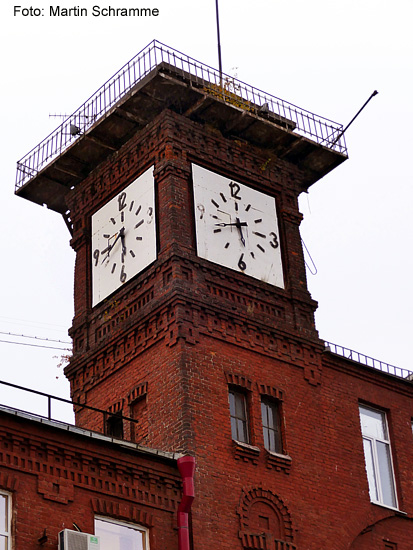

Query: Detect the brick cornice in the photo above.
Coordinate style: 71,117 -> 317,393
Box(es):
68,300 -> 324,399
0,422 -> 180,510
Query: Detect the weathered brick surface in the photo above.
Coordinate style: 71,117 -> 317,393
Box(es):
0,412 -> 181,549
62,109 -> 413,549
8,108 -> 412,549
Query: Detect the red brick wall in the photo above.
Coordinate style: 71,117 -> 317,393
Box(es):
0,413 -> 181,550
62,108 -> 413,550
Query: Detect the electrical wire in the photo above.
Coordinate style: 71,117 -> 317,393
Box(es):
0,315 -> 69,333
0,339 -> 71,351
301,237 -> 318,276
0,331 -> 71,345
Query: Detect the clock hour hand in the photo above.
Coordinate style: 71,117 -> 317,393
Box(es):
101,228 -> 125,262
120,229 -> 127,261
235,217 -> 246,247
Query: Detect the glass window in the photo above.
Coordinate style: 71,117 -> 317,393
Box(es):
359,405 -> 397,508
261,398 -> 283,454
0,493 -> 11,550
95,517 -> 148,550
229,390 -> 249,443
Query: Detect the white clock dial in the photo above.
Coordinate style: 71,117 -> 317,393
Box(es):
192,164 -> 284,288
91,166 -> 156,307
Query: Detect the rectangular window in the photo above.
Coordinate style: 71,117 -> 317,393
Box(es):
261,397 -> 283,454
359,405 -> 397,509
229,389 -> 249,443
95,517 -> 148,550
0,492 -> 11,550
106,414 -> 124,439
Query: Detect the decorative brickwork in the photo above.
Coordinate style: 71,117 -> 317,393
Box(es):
91,497 -> 154,527
127,382 -> 148,405
233,441 -> 261,465
265,452 -> 292,474
0,411 -> 182,549
257,384 -> 284,401
107,399 -> 125,415
238,487 -> 295,548
0,424 -> 180,512
0,471 -> 19,493
225,372 -> 253,391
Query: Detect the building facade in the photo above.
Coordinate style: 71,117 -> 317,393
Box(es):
9,42 -> 413,549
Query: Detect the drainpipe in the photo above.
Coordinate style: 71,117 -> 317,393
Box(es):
177,455 -> 195,550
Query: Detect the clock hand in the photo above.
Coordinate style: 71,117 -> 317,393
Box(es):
101,228 -> 125,262
214,222 -> 248,227
120,229 -> 127,262
235,217 -> 246,247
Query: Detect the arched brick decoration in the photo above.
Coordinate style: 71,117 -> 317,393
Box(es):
107,398 -> 125,415
257,383 -> 284,401
237,487 -> 295,548
350,515 -> 413,550
0,472 -> 19,492
127,382 -> 148,405
225,372 -> 252,391
91,497 -> 154,527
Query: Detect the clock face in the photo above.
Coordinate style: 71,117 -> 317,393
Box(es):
91,166 -> 156,307
192,164 -> 284,288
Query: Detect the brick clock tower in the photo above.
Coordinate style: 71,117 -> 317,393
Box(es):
16,43 -> 347,549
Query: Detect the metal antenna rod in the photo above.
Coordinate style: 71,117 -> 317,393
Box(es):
332,90 -> 378,145
215,0 -> 223,86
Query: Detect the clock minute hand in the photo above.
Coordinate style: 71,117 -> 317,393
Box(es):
214,221 -> 248,227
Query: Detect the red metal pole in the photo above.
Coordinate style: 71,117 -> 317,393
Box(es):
177,456 -> 195,550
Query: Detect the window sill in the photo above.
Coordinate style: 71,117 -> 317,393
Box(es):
265,450 -> 292,473
233,440 -> 260,465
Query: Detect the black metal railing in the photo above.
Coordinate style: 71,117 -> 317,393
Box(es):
0,379 -> 139,439
15,40 -> 347,191
324,341 -> 412,380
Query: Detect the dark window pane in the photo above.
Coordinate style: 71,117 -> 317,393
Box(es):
229,390 -> 249,443
229,392 -> 235,416
377,441 -> 397,507
230,417 -> 238,440
237,419 -> 247,443
261,398 -> 282,453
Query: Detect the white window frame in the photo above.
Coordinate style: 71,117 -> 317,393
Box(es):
95,516 -> 149,550
229,389 -> 249,444
261,397 -> 283,454
0,491 -> 11,550
359,404 -> 398,509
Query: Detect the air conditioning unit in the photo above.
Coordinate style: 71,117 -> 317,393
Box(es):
58,529 -> 100,550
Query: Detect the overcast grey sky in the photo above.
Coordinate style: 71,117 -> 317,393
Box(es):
1,0 -> 412,418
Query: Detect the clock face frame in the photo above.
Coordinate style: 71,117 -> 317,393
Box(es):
192,164 -> 284,288
91,166 -> 156,307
